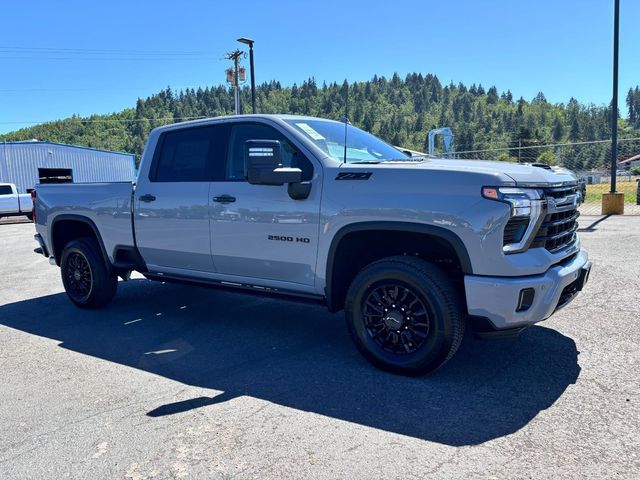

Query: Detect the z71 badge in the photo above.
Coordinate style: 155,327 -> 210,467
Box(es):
335,172 -> 372,180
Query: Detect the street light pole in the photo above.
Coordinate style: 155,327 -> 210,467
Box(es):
238,37 -> 256,114
602,0 -> 624,214
248,43 -> 256,114
610,0 -> 620,193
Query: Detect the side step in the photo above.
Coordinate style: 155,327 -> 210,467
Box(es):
144,272 -> 326,305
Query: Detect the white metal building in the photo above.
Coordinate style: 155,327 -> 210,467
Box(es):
0,141 -> 136,194
577,170 -> 604,185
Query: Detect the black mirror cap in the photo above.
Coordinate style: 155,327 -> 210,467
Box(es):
244,139 -> 280,185
244,139 -> 304,185
288,181 -> 312,200
245,139 -> 282,169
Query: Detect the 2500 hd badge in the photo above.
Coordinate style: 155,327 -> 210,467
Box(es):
268,235 -> 310,243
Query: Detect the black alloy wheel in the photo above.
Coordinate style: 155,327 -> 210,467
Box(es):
361,282 -> 431,355
345,256 -> 465,376
60,237 -> 118,308
64,251 -> 93,301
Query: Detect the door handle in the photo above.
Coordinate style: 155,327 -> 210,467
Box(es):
139,194 -> 156,203
213,195 -> 236,204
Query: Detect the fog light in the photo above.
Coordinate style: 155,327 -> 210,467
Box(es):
516,288 -> 535,312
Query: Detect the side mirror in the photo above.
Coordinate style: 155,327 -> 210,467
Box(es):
244,140 -> 302,186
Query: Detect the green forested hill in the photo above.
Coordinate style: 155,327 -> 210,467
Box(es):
2,73 -> 639,166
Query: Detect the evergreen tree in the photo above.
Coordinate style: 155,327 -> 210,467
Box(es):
487,86 -> 499,104
552,116 -> 564,141
2,73 -> 638,159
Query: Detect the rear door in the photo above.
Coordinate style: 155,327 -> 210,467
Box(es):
135,124 -> 227,274
209,121 -> 321,287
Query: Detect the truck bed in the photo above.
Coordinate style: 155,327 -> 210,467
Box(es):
35,182 -> 135,264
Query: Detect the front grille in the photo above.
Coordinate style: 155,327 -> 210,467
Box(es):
543,185 -> 578,199
531,185 -> 580,253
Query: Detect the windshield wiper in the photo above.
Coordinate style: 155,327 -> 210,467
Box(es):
347,160 -> 381,164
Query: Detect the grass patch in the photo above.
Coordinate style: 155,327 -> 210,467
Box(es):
584,180 -> 638,203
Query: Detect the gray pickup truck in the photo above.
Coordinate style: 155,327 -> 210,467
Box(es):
33,115 -> 591,375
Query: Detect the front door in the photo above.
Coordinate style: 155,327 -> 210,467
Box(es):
209,122 -> 321,287
135,124 -> 226,274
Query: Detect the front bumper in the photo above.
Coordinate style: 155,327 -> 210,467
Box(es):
464,249 -> 591,330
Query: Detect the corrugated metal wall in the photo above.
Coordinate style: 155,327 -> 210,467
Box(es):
0,142 -> 136,193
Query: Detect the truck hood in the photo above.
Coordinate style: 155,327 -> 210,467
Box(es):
436,159 -> 578,186
348,158 -> 578,186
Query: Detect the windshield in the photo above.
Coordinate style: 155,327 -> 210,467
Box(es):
284,119 -> 409,163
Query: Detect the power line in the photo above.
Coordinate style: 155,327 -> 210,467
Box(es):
0,56 -> 214,61
454,137 -> 640,155
0,45 -> 209,56
0,116 -> 210,125
0,85 -> 205,93
0,45 -> 215,61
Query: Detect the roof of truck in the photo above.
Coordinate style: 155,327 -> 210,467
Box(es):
152,114 -> 343,131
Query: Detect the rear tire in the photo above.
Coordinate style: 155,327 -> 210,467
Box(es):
345,256 -> 465,376
60,237 -> 117,309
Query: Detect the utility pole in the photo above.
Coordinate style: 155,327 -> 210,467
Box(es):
518,139 -> 522,163
610,0 -> 620,193
225,49 -> 244,115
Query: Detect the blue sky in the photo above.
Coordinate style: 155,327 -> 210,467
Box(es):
1,0 -> 638,134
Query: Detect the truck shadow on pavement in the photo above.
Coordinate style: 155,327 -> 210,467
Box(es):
0,278 -> 581,446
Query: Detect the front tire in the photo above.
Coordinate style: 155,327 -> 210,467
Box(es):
345,256 -> 465,376
60,237 -> 117,308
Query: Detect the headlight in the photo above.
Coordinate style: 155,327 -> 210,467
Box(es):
482,187 -> 546,254
482,187 -> 543,216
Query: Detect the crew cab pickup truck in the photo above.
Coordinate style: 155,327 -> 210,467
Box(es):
0,183 -> 33,220
33,115 -> 591,375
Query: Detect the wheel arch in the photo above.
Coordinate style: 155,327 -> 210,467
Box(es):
50,214 -> 111,269
325,221 -> 473,312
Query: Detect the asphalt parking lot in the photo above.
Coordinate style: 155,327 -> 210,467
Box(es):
0,216 -> 638,479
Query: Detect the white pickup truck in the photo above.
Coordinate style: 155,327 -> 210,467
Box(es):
0,183 -> 33,221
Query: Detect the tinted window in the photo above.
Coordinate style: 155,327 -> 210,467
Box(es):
226,123 -> 313,181
0,185 -> 12,195
152,126 -> 226,182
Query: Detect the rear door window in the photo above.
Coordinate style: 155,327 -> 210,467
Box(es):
151,125 -> 228,182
